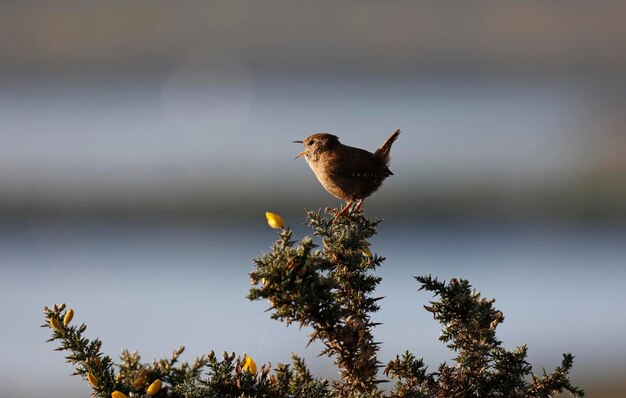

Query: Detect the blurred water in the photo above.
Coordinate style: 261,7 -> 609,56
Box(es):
1,220 -> 624,397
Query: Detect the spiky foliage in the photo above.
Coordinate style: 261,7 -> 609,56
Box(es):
268,354 -> 331,398
43,304 -> 117,397
174,352 -> 329,398
43,208 -> 583,398
43,305 -> 323,398
249,209 -> 385,395
384,275 -> 584,398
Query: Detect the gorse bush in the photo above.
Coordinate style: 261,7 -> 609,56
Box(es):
43,208 -> 584,397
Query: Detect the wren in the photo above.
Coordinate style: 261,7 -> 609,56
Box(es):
294,129 -> 400,221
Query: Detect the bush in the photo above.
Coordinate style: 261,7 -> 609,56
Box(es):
43,208 -> 583,397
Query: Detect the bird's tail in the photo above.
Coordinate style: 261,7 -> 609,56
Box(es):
374,129 -> 400,166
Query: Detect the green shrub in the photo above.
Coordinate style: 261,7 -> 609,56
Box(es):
43,208 -> 583,397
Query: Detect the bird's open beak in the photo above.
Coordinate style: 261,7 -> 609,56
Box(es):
293,140 -> 305,159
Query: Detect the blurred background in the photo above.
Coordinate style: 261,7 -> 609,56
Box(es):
1,1 -> 625,397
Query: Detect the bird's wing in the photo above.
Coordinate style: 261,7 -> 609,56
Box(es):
328,148 -> 392,179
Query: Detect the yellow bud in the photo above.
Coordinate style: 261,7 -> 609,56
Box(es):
133,376 -> 146,388
63,308 -> 74,326
242,355 -> 257,374
111,391 -> 127,398
88,372 -> 99,388
49,317 -> 62,331
265,212 -> 285,229
133,368 -> 147,387
136,367 -> 147,378
116,372 -> 123,383
147,379 -> 162,396
93,356 -> 101,367
361,242 -> 372,257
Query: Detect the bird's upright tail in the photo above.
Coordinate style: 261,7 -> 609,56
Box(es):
374,129 -> 400,166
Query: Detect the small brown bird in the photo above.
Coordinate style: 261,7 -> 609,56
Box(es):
294,129 -> 400,221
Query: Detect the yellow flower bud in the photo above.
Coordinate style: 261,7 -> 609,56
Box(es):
361,242 -> 372,257
265,212 -> 285,229
116,372 -> 123,383
133,368 -> 147,387
88,372 -> 99,388
111,391 -> 127,398
63,308 -> 74,326
133,376 -> 146,388
49,317 -> 62,331
242,355 -> 257,374
147,379 -> 162,396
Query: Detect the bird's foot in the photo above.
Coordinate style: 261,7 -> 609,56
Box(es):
354,199 -> 365,213
330,202 -> 354,225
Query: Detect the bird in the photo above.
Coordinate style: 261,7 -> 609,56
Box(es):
294,129 -> 400,222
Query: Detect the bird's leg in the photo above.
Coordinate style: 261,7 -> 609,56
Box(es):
332,201 -> 353,224
354,199 -> 365,213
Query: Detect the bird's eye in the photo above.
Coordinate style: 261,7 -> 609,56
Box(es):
307,140 -> 315,146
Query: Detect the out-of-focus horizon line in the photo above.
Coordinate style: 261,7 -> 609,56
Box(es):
1,187 -> 623,223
